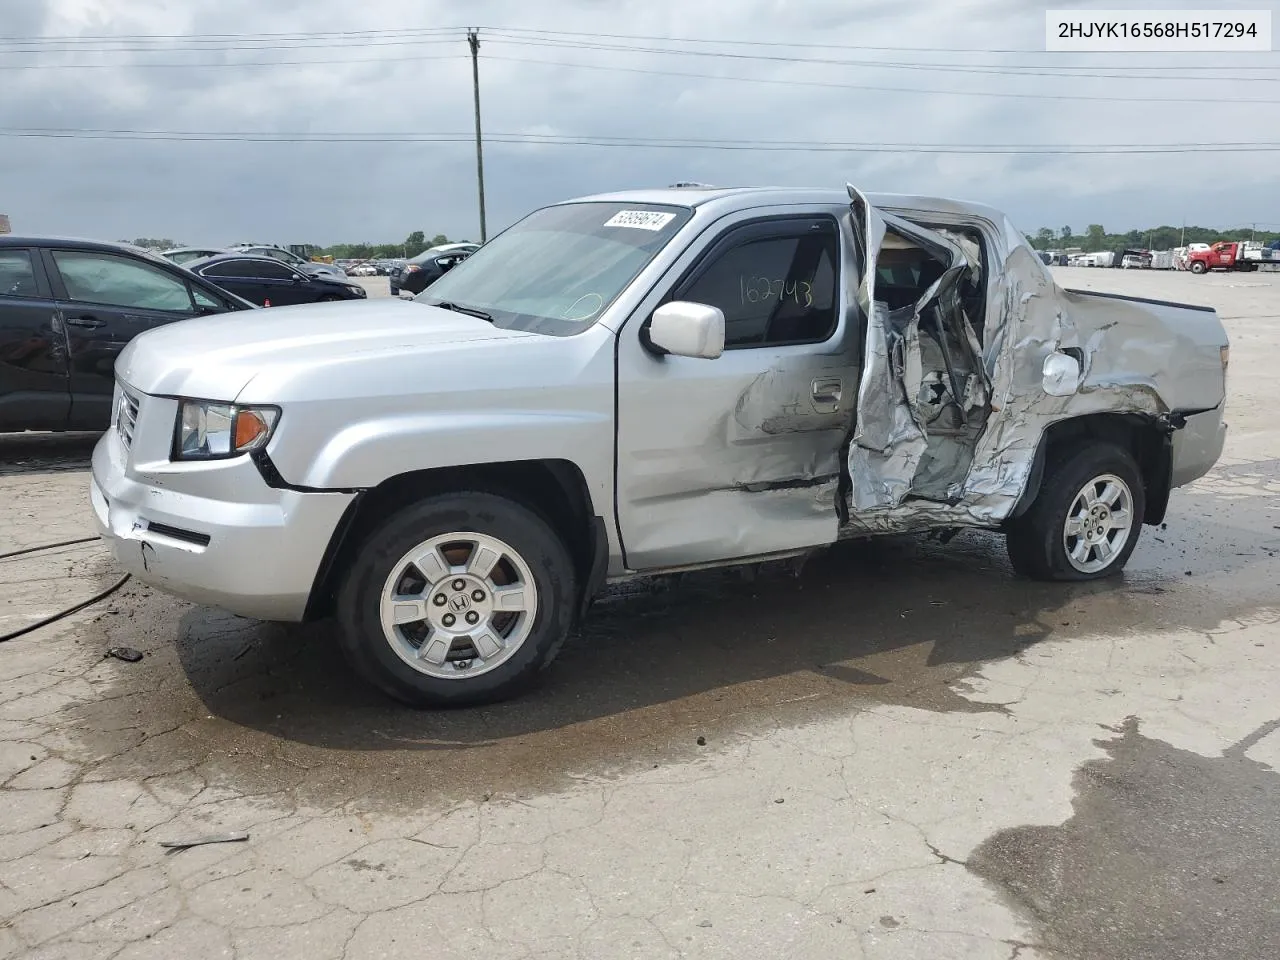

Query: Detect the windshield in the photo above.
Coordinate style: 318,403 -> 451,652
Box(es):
414,201 -> 692,335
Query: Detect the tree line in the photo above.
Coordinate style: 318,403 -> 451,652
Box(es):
128,224 -> 1280,260
1027,224 -> 1280,253
123,231 -> 463,260
313,231 -> 462,260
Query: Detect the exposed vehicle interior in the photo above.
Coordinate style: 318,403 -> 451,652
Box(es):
868,223 -> 991,502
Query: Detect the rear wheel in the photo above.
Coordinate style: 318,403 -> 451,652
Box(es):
1190,260 -> 1208,275
1006,442 -> 1145,581
336,492 -> 577,707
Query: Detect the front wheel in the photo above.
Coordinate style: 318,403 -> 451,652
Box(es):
336,492 -> 578,707
1005,442 -> 1145,581
1190,261 -> 1208,275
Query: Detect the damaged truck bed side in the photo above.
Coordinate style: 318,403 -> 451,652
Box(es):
844,185 -> 1227,542
93,185 -> 1229,706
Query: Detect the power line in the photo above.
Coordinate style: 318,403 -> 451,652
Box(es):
4,127 -> 1280,153
0,27 -> 465,43
479,25 -> 1280,57
0,53 -> 465,70
3,25 -> 1275,74
481,54 -> 1280,104
0,37 -> 462,54
5,23 -> 1276,59
482,32 -> 1280,81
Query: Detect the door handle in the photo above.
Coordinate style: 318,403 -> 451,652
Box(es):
811,377 -> 842,413
66,315 -> 106,329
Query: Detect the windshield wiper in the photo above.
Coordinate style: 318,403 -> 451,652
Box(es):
427,300 -> 493,322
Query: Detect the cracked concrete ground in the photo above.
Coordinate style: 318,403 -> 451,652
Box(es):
2,267 -> 1278,959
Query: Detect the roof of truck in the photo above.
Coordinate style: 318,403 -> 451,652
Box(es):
566,186 -> 1009,223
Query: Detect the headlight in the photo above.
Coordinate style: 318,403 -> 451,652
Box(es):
174,401 -> 279,460
346,284 -> 365,296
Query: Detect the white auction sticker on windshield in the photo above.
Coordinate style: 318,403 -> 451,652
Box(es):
604,210 -> 677,231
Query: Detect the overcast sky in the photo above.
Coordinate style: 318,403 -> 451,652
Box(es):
2,0 -> 1276,246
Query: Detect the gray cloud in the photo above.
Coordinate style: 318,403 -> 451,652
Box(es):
1,0 -> 1275,245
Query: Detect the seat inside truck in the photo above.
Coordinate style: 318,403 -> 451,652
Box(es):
872,225 -> 991,501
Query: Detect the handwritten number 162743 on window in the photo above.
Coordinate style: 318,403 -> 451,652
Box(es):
740,276 -> 814,308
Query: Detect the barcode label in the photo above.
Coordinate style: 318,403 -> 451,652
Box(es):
604,210 -> 677,231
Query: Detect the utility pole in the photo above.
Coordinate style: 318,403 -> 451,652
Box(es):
467,28 -> 487,243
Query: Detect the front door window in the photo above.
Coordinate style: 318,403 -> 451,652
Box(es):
52,251 -> 195,313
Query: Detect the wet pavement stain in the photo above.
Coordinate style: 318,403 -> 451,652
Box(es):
19,443 -> 1271,816
968,716 -> 1280,960
51,469 -> 1278,815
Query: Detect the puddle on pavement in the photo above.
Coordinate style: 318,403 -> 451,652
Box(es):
49,470 -> 1279,813
968,716 -> 1280,959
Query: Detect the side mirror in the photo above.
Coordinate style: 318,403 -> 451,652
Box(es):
1042,351 -> 1081,397
648,301 -> 725,359
291,274 -> 305,282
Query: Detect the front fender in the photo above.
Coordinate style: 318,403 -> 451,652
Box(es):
245,323 -> 619,509
302,407 -> 611,491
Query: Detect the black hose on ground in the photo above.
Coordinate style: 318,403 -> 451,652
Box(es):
0,573 -> 131,644
0,536 -> 101,562
0,536 -> 130,643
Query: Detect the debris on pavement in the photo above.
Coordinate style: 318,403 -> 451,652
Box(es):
106,646 -> 144,662
158,832 -> 249,850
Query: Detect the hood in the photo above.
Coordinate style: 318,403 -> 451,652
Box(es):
116,298 -> 538,400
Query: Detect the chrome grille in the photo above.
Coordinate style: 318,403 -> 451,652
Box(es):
117,389 -> 139,449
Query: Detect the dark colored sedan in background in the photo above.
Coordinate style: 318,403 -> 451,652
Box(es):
388,247 -> 473,296
187,254 -> 368,307
0,236 -> 254,433
161,246 -> 226,265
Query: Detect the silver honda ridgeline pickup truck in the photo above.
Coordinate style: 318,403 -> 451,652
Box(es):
92,186 -> 1229,706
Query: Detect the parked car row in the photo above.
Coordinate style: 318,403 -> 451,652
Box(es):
0,236 -> 255,432
161,243 -> 348,279
389,243 -> 479,296
186,254 -> 368,307
345,259 -> 408,277
0,236 -> 376,433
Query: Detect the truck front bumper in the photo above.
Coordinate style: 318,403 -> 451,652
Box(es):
91,427 -> 357,622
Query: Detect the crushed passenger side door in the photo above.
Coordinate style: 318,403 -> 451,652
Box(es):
845,185 -> 992,521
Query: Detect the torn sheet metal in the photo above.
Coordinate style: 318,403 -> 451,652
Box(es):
843,185 -> 1226,534
846,185 -> 990,519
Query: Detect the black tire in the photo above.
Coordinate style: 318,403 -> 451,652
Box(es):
1190,261 -> 1208,275
335,492 -> 577,707
319,294 -> 342,302
1005,441 -> 1145,582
